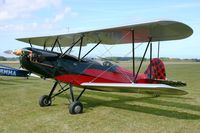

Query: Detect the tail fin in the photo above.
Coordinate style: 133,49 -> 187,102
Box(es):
144,58 -> 166,80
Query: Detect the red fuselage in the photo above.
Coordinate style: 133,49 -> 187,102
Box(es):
20,48 -> 152,87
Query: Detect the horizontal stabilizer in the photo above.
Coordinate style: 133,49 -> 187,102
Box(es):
152,79 -> 186,87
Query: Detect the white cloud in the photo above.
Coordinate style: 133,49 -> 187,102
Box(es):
0,22 -> 54,32
0,0 -> 62,21
0,0 -> 78,32
0,7 -> 78,32
53,7 -> 78,23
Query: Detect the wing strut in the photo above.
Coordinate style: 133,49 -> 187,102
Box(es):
28,39 -> 32,48
60,37 -> 83,58
43,40 -> 47,50
51,37 -> 58,51
78,36 -> 84,61
47,37 -> 63,53
150,42 -> 152,79
57,39 -> 63,54
157,41 -> 160,58
131,30 -> 135,79
81,40 -> 101,60
134,37 -> 152,82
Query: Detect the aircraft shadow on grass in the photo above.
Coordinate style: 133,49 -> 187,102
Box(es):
58,91 -> 200,120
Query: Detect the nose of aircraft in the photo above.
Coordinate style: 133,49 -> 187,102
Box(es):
14,49 -> 32,56
4,49 -> 32,56
13,49 -> 23,56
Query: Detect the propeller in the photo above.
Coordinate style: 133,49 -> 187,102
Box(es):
3,49 -> 39,78
4,49 -> 32,56
4,49 -> 32,69
3,50 -> 13,54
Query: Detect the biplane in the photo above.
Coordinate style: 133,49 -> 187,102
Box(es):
15,20 -> 193,114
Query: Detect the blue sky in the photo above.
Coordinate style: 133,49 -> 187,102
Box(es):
0,0 -> 199,58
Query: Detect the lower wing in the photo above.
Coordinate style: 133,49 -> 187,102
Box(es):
81,82 -> 187,95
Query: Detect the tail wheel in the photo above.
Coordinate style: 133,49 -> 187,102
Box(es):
69,101 -> 83,114
39,95 -> 52,107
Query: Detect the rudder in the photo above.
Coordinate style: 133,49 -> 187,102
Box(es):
144,58 -> 166,80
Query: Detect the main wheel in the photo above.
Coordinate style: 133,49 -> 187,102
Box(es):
69,101 -> 83,114
39,95 -> 52,107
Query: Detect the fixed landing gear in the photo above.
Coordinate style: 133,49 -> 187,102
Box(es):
39,95 -> 52,106
39,81 -> 86,115
69,101 -> 83,114
68,84 -> 85,114
39,81 -> 58,107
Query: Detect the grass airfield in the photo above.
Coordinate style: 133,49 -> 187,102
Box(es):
0,61 -> 200,133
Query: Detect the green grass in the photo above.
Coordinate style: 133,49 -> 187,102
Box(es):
0,62 -> 200,133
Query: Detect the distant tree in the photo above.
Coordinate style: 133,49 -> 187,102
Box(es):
6,57 -> 19,61
0,56 -> 7,61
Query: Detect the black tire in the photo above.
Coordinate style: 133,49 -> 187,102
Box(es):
69,101 -> 83,114
39,95 -> 52,107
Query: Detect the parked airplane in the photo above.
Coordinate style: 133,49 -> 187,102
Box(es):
15,20 -> 192,114
0,64 -> 29,77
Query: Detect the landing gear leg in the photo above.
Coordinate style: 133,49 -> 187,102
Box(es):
68,84 -> 86,114
39,81 -> 58,107
38,81 -> 86,114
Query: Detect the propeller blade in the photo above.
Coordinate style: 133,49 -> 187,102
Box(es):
4,50 -> 13,54
4,49 -> 32,56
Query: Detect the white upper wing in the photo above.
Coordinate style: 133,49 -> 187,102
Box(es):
16,20 -> 193,47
